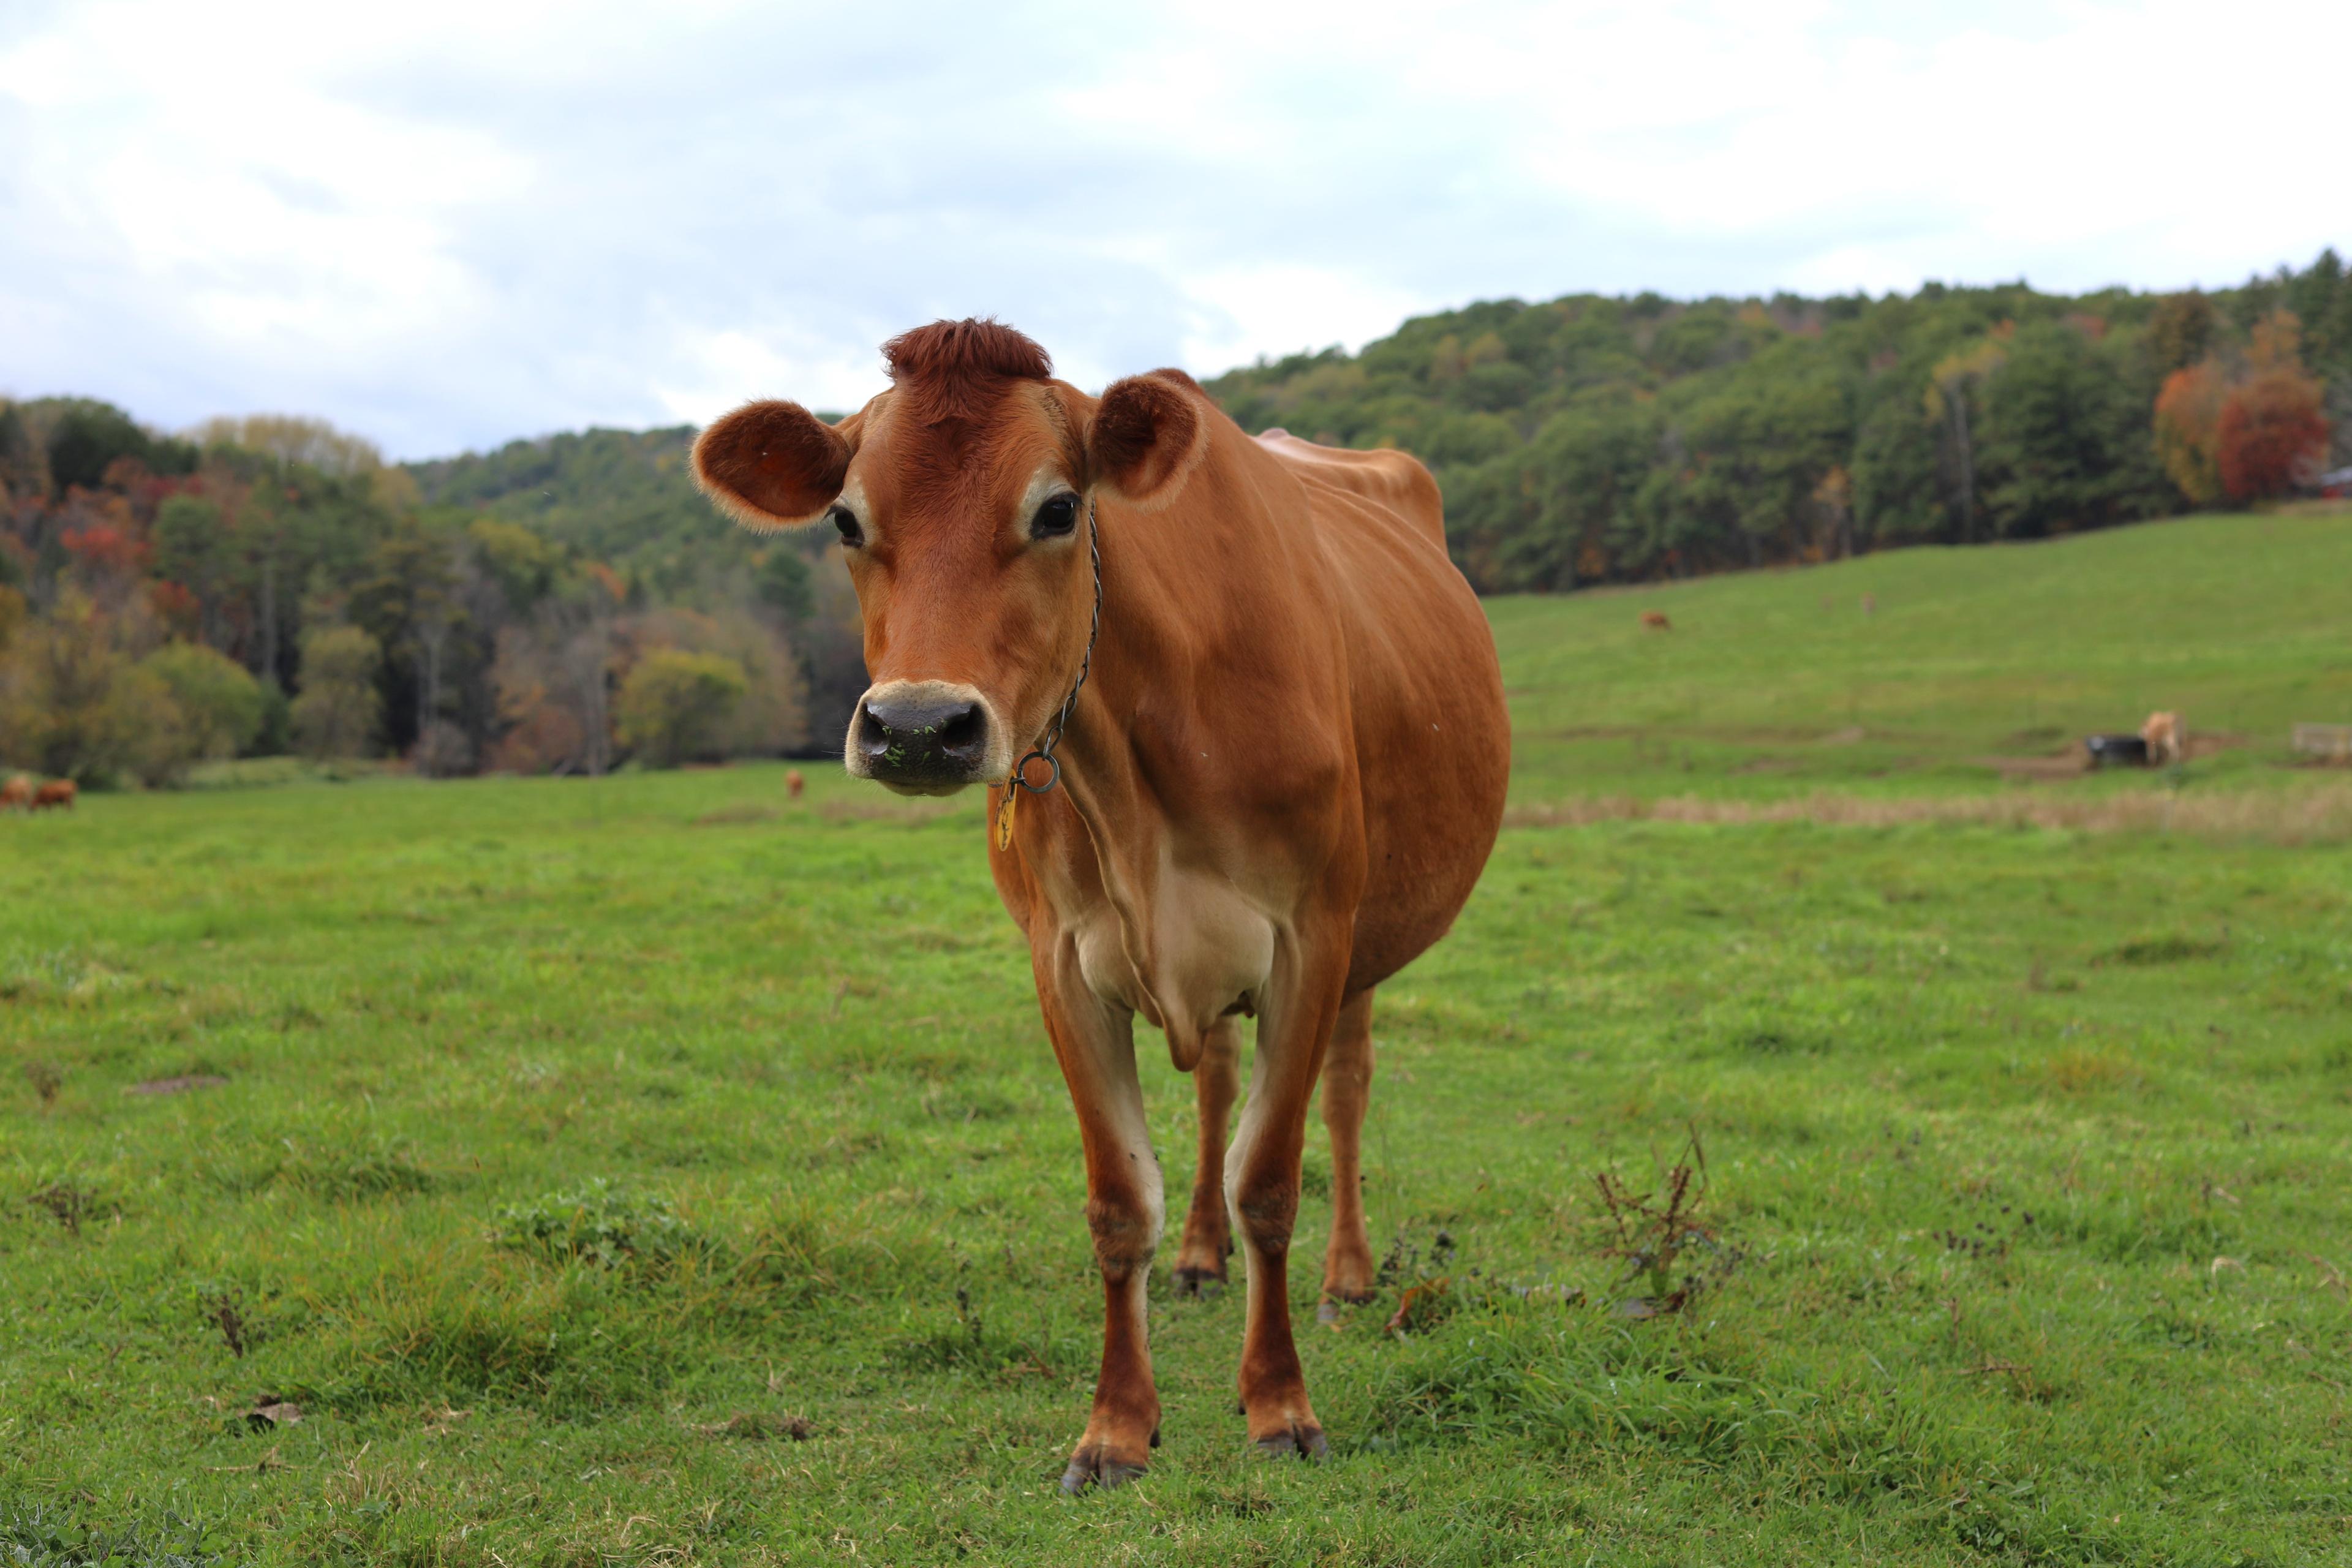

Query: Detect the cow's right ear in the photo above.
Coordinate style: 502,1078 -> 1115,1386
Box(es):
692,401 -> 854,530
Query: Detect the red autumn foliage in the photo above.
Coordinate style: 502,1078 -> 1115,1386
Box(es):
2217,368 -> 2329,502
61,523 -> 150,575
149,579 -> 203,637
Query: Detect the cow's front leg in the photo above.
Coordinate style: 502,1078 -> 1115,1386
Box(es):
1225,955 -> 1348,1460
1035,946 -> 1163,1493
1172,1016 -> 1241,1292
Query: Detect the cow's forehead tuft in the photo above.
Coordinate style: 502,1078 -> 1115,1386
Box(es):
884,318 -> 1051,390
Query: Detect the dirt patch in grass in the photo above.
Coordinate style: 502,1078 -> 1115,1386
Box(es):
1505,784 -> 2352,840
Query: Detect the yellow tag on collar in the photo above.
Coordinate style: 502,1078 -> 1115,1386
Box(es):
994,778 -> 1019,850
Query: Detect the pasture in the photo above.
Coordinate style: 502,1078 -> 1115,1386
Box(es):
6,511 -> 2352,1565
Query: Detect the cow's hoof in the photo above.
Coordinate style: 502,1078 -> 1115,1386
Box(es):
1172,1265 -> 1227,1298
1060,1445 -> 1148,1494
1251,1421 -> 1329,1463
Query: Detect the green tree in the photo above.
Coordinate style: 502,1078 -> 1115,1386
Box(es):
2147,292 -> 2215,375
34,398 -> 196,491
151,495 -> 235,643
350,519 -> 459,751
1977,322 -> 2168,537
615,649 -> 747,768
140,642 -> 266,763
290,625 -> 382,760
113,666 -> 198,788
0,590 -> 115,780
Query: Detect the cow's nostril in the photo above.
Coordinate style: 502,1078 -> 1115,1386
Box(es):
939,704 -> 984,755
858,692 -> 989,781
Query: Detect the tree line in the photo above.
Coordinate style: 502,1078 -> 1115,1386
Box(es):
1206,250 -> 2350,591
4,251 -> 2343,785
0,407 -> 862,786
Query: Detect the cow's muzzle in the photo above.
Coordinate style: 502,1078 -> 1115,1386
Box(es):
848,681 -> 1000,795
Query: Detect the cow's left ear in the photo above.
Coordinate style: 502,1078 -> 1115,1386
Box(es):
692,401 -> 859,530
1088,371 -> 1209,511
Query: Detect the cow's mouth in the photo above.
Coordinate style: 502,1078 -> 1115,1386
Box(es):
848,682 -> 998,796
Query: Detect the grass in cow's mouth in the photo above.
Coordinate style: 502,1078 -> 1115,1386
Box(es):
6,512 -> 2350,1563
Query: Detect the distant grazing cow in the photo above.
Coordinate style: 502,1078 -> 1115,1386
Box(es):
2141,710 -> 2185,766
693,318 -> 1508,1491
1640,610 -> 1671,631
785,768 -> 806,801
1861,593 -> 1877,617
0,775 -> 31,811
31,780 -> 76,811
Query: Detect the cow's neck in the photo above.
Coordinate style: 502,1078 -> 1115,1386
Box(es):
1030,485 -> 1286,1070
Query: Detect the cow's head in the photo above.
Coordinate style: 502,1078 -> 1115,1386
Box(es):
692,320 -> 1205,795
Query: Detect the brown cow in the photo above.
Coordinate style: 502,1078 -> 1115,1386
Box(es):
1640,610 -> 1671,631
785,768 -> 806,801
31,780 -> 75,811
2141,710 -> 2185,766
694,320 -> 1509,1490
0,775 -> 31,811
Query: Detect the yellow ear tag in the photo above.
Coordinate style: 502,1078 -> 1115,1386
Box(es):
994,778 -> 1019,851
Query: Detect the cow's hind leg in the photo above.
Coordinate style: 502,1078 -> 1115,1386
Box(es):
1173,1016 -> 1242,1292
1226,944 -> 1348,1460
1034,944 -> 1163,1493
1317,989 -> 1376,1318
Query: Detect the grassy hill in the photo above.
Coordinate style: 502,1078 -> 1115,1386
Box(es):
1493,507 -> 2352,802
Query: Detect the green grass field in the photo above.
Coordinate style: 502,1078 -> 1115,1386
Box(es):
6,512 -> 2351,1565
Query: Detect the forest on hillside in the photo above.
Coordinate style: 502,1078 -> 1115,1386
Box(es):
1,251 -> 2344,785
1207,249 -> 2350,591
0,407 -> 856,786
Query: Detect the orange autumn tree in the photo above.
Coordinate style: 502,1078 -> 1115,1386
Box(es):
2153,361 -> 2230,507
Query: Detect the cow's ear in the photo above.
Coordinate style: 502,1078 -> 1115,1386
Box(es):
1088,371 -> 1208,511
692,401 -> 855,530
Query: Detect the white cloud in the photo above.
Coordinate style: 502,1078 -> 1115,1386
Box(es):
1,0 -> 2344,458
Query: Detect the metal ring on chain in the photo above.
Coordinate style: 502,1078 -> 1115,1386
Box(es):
1012,750 -> 1061,794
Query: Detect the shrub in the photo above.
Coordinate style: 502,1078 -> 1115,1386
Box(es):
113,665 -> 198,788
139,642 -> 266,763
616,648 -> 747,767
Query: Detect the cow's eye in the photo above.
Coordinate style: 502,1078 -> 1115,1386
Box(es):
830,504 -> 864,547
1031,492 -> 1080,540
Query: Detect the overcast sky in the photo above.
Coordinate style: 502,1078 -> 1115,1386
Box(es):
2,0 -> 2344,460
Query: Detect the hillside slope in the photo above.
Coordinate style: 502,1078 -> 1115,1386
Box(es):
1492,509 -> 2352,801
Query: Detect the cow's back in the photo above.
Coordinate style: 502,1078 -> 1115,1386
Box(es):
1246,431 -> 1507,992
1255,431 -> 1446,552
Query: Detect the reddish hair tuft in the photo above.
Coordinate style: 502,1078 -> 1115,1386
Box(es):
883,318 -> 1052,386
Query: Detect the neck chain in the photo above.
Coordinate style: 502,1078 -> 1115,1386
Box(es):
994,497 -> 1101,846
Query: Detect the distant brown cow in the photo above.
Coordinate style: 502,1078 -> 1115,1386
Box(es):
1640,610 -> 1671,631
0,775 -> 31,811
2141,710 -> 2185,766
31,780 -> 75,812
785,768 -> 806,801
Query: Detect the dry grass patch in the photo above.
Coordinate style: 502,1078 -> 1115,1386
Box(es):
1506,784 -> 2352,841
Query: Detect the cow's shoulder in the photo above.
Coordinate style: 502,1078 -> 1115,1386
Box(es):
1250,431 -> 1443,549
